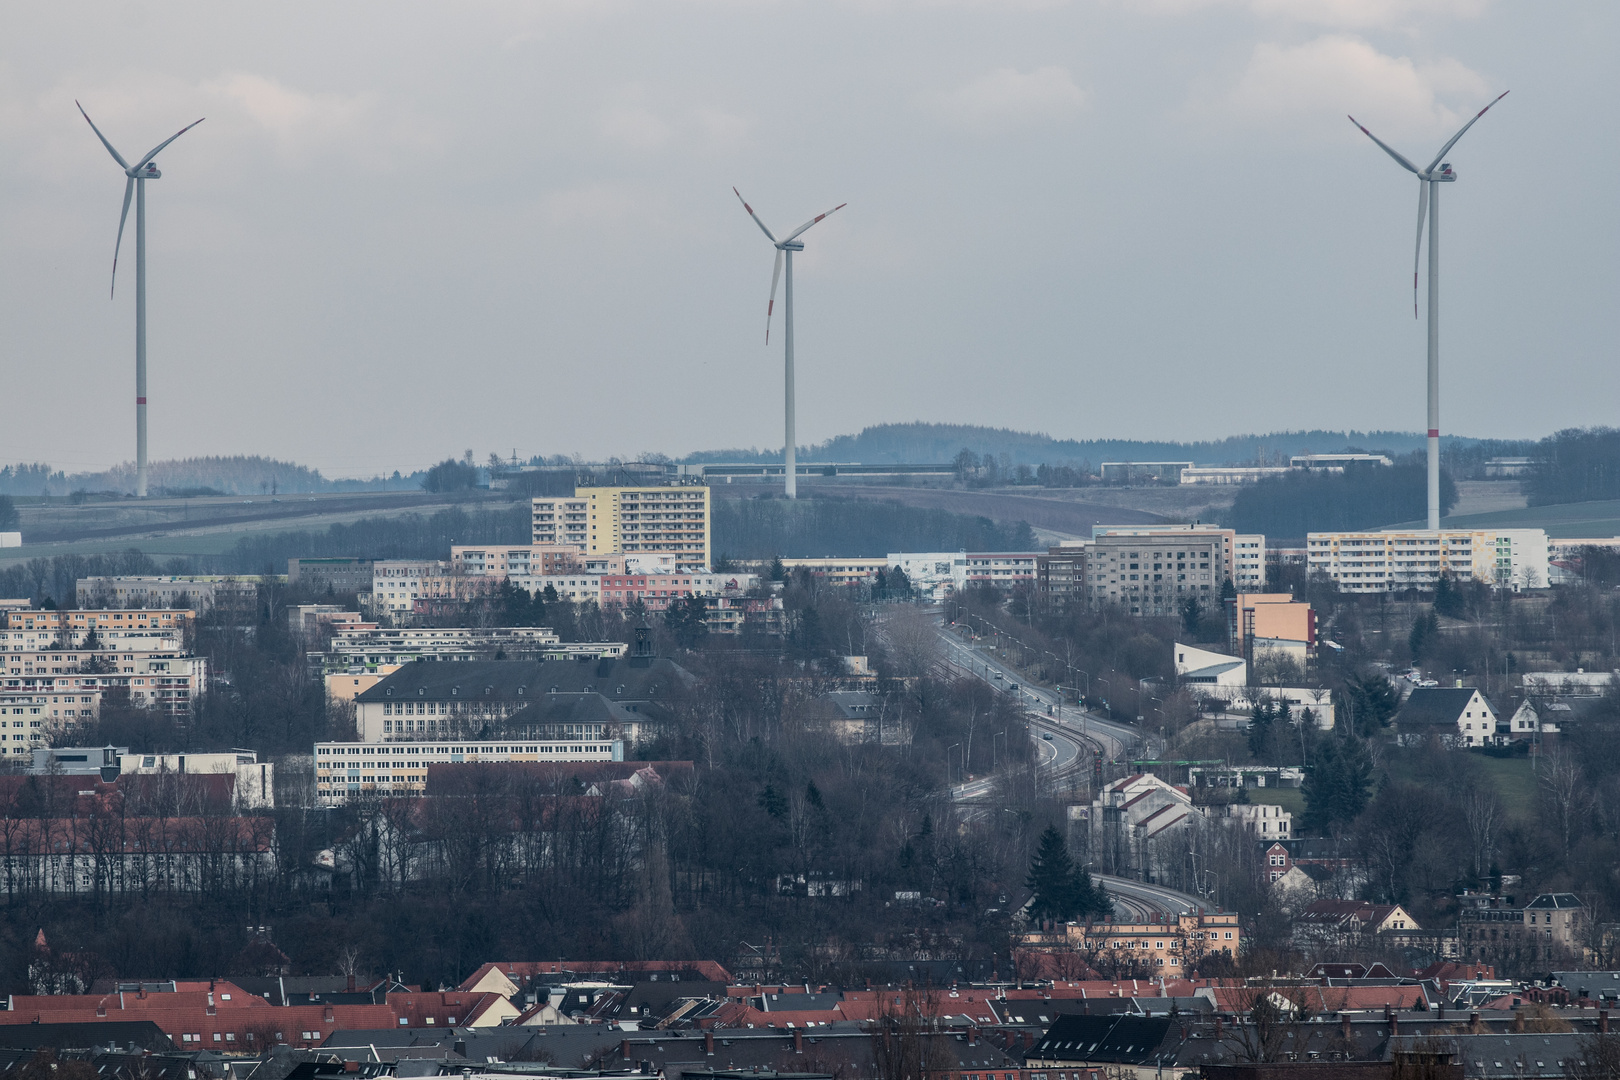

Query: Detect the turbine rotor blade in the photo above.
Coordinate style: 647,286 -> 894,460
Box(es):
1412,180 -> 1429,320
733,187 -> 778,243
76,100 -> 130,170
1347,115 -> 1420,174
1424,90 -> 1509,174
766,249 -> 783,345
783,202 -> 847,243
134,117 -> 206,171
112,176 -> 134,298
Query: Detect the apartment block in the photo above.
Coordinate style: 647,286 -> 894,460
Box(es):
1082,531 -> 1227,616
779,557 -> 889,586
1306,528 -> 1550,593
3,608 -> 194,634
1093,524 -> 1261,589
314,738 -> 621,803
530,497 -> 590,551
287,558 -> 375,592
1020,909 -> 1242,976
75,576 -> 269,611
963,552 -> 1039,588
450,545 -> 581,578
314,626 -> 623,673
581,486 -> 711,569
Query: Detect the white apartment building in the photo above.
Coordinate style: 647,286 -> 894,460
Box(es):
450,545 -> 581,578
530,497 -> 590,550
75,576 -> 267,611
1234,536 -> 1267,590
370,560 -> 453,615
962,553 -> 1039,587
2,649 -> 205,716
0,685 -> 102,756
1225,802 -> 1292,839
315,626 -> 624,671
313,738 -> 622,804
510,574 -> 604,604
1307,529 -> 1550,593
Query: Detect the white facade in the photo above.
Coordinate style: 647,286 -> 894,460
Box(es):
1234,534 -> 1267,590
886,552 -> 969,595
370,560 -> 452,614
530,498 -> 590,550
1180,466 -> 1290,485
75,576 -> 266,610
1225,802 -> 1292,839
1306,529 -> 1550,593
510,574 -> 604,604
314,739 -> 622,804
121,750 -> 276,808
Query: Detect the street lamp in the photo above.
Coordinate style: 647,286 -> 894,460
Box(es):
993,730 -> 1006,769
948,743 -> 961,785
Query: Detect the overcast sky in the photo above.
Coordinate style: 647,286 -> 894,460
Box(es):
1,1 -> 1614,477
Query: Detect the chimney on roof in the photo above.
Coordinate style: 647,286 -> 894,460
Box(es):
1022,1031 -> 1034,1050
1470,1012 -> 1480,1028
348,973 -> 357,993
1602,1011 -> 1610,1034
1341,1014 -> 1351,1041
1215,1017 -> 1223,1039
968,1026 -> 978,1046
793,1029 -> 804,1054
622,1040 -> 632,1061
705,1031 -> 715,1056
453,1040 -> 467,1058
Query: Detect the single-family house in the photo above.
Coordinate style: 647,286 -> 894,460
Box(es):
1396,687 -> 1498,747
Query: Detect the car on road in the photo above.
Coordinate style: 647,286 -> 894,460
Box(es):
1041,733 -> 1054,741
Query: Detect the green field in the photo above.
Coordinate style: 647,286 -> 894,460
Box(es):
1250,787 -> 1305,819
1382,750 -> 1539,821
1386,498 -> 1620,538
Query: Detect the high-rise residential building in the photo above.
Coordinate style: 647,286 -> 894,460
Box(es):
1083,530 -> 1227,617
533,486 -> 710,570
1306,528 -> 1549,593
1092,524 -> 1264,589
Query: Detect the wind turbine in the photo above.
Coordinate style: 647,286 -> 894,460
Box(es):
77,101 -> 205,498
733,188 -> 845,499
1348,91 -> 1507,532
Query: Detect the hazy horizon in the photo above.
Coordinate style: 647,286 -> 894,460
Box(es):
2,2 -> 1615,478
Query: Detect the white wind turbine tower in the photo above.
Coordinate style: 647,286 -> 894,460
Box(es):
77,101 -> 205,498
733,188 -> 846,499
1348,91 -> 1507,531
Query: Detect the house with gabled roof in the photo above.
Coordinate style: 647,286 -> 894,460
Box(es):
1397,686 -> 1498,747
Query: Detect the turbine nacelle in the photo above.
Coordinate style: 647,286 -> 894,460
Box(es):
1432,163 -> 1456,182
777,240 -> 805,252
132,163 -> 161,179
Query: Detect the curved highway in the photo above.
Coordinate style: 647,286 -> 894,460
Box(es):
913,607 -> 1209,918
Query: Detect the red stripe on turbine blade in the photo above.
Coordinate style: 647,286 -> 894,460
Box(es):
767,301 -> 774,315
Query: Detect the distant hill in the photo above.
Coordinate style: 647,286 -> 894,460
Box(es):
684,422 -> 1484,468
0,456 -> 420,496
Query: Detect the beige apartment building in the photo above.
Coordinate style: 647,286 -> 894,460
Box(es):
532,486 -> 711,570
1020,909 -> 1242,976
1306,528 -> 1550,593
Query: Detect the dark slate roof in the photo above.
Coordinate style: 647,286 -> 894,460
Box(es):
1027,1014 -> 1174,1064
1525,893 -> 1583,910
1399,687 -> 1486,727
503,694 -> 670,729
1397,1032 -> 1589,1079
0,1021 -> 174,1052
359,658 -> 691,705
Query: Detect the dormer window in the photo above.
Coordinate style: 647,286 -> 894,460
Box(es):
518,687 -> 526,696
451,687 -> 459,696
386,689 -> 393,697
418,688 -> 425,696
549,686 -> 558,694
